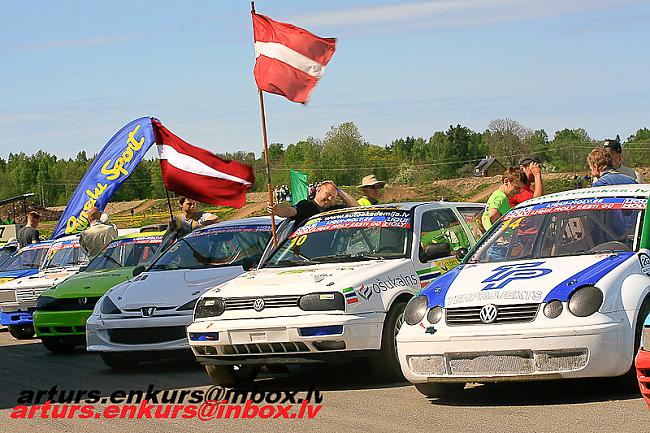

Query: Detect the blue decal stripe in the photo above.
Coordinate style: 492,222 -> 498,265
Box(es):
421,266 -> 463,308
543,253 -> 634,302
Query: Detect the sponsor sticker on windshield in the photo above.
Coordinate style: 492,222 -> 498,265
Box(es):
109,236 -> 162,247
293,210 -> 411,237
187,225 -> 272,238
22,243 -> 51,251
506,197 -> 646,219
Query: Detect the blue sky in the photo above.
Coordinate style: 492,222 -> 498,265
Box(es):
1,0 -> 649,159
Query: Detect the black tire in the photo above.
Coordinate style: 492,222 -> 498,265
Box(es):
8,324 -> 35,340
100,352 -> 139,370
205,365 -> 260,387
370,301 -> 407,381
41,336 -> 77,353
414,382 -> 465,398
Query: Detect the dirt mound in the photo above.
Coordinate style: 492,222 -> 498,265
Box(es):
0,201 -> 62,225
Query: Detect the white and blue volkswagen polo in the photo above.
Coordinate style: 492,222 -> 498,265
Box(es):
397,184 -> 650,397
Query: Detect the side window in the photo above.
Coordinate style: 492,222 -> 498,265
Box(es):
419,209 -> 469,262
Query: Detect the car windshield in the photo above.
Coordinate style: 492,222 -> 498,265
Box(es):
85,236 -> 162,272
148,225 -> 271,271
43,242 -> 87,269
264,209 -> 412,267
0,247 -> 16,266
0,245 -> 50,271
468,197 -> 645,263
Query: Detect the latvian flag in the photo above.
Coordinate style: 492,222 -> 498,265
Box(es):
252,12 -> 336,104
152,119 -> 254,208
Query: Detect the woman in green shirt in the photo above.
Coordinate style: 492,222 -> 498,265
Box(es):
482,167 -> 525,231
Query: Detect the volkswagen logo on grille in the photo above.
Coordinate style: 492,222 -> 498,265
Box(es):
78,297 -> 88,306
253,298 -> 265,312
479,304 -> 498,323
141,306 -> 156,317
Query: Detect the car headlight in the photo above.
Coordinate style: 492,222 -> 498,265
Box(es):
299,293 -> 344,311
404,295 -> 428,325
567,286 -> 603,317
100,297 -> 121,315
177,298 -> 198,311
194,297 -> 225,319
642,326 -> 650,351
427,306 -> 443,324
543,300 -> 563,319
36,296 -> 56,310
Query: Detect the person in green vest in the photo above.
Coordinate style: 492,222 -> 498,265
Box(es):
481,167 -> 525,231
357,175 -> 386,206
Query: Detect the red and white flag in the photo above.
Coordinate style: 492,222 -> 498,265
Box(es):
252,13 -> 336,104
152,119 -> 254,208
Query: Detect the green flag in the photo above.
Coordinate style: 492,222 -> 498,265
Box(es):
290,169 -> 309,205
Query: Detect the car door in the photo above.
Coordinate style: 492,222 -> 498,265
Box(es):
412,204 -> 473,288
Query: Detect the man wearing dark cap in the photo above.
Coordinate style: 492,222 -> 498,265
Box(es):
602,136 -> 643,183
508,154 -> 545,208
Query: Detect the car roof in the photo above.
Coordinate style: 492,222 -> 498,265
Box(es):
515,184 -> 650,208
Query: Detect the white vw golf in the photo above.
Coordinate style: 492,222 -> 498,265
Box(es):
397,184 -> 650,398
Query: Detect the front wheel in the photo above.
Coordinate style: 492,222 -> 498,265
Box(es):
8,324 -> 35,340
370,301 -> 407,381
414,382 -> 465,398
205,365 -> 260,387
41,336 -> 77,353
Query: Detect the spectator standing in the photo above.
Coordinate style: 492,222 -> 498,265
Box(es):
509,155 -> 544,208
602,136 -> 643,183
482,168 -> 525,231
17,211 -> 41,248
587,148 -> 637,187
270,180 -> 358,227
357,175 -> 386,206
79,207 -> 118,259
165,196 -> 219,240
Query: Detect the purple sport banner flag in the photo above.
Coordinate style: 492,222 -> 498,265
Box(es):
51,117 -> 155,239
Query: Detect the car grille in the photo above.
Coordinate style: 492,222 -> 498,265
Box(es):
108,326 -> 187,344
223,295 -> 301,311
194,341 -> 310,356
38,297 -> 101,311
445,303 -> 540,326
408,349 -> 588,376
16,288 -> 48,304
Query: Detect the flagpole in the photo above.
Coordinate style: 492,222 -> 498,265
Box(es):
164,189 -> 174,222
252,1 -> 278,248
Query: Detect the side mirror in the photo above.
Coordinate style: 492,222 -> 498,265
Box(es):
78,265 -> 88,272
241,256 -> 257,271
455,247 -> 469,261
132,265 -> 146,277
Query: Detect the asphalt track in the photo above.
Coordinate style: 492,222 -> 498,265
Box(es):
1,330 -> 648,433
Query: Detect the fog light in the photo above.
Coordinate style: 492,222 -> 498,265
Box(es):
299,325 -> 343,337
427,306 -> 443,324
189,332 -> 220,341
543,300 -> 563,319
313,341 -> 346,350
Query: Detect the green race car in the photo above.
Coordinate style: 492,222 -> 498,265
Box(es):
33,232 -> 164,352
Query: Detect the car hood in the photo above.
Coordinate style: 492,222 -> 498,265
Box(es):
109,267 -> 245,310
3,266 -> 81,290
206,259 -> 414,298
0,269 -> 39,285
43,267 -> 135,299
423,252 -> 635,308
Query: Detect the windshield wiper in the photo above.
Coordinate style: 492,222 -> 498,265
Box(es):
264,259 -> 315,268
310,254 -> 384,263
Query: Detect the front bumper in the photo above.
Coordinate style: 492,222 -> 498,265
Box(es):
0,310 -> 34,326
187,312 -> 384,365
397,312 -> 631,384
86,313 -> 192,353
34,310 -> 92,337
635,349 -> 650,409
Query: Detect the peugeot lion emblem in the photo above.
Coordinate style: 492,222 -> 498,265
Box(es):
253,298 -> 265,312
141,306 -> 156,317
479,304 -> 498,324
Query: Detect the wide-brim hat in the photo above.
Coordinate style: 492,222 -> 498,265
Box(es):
357,175 -> 386,189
